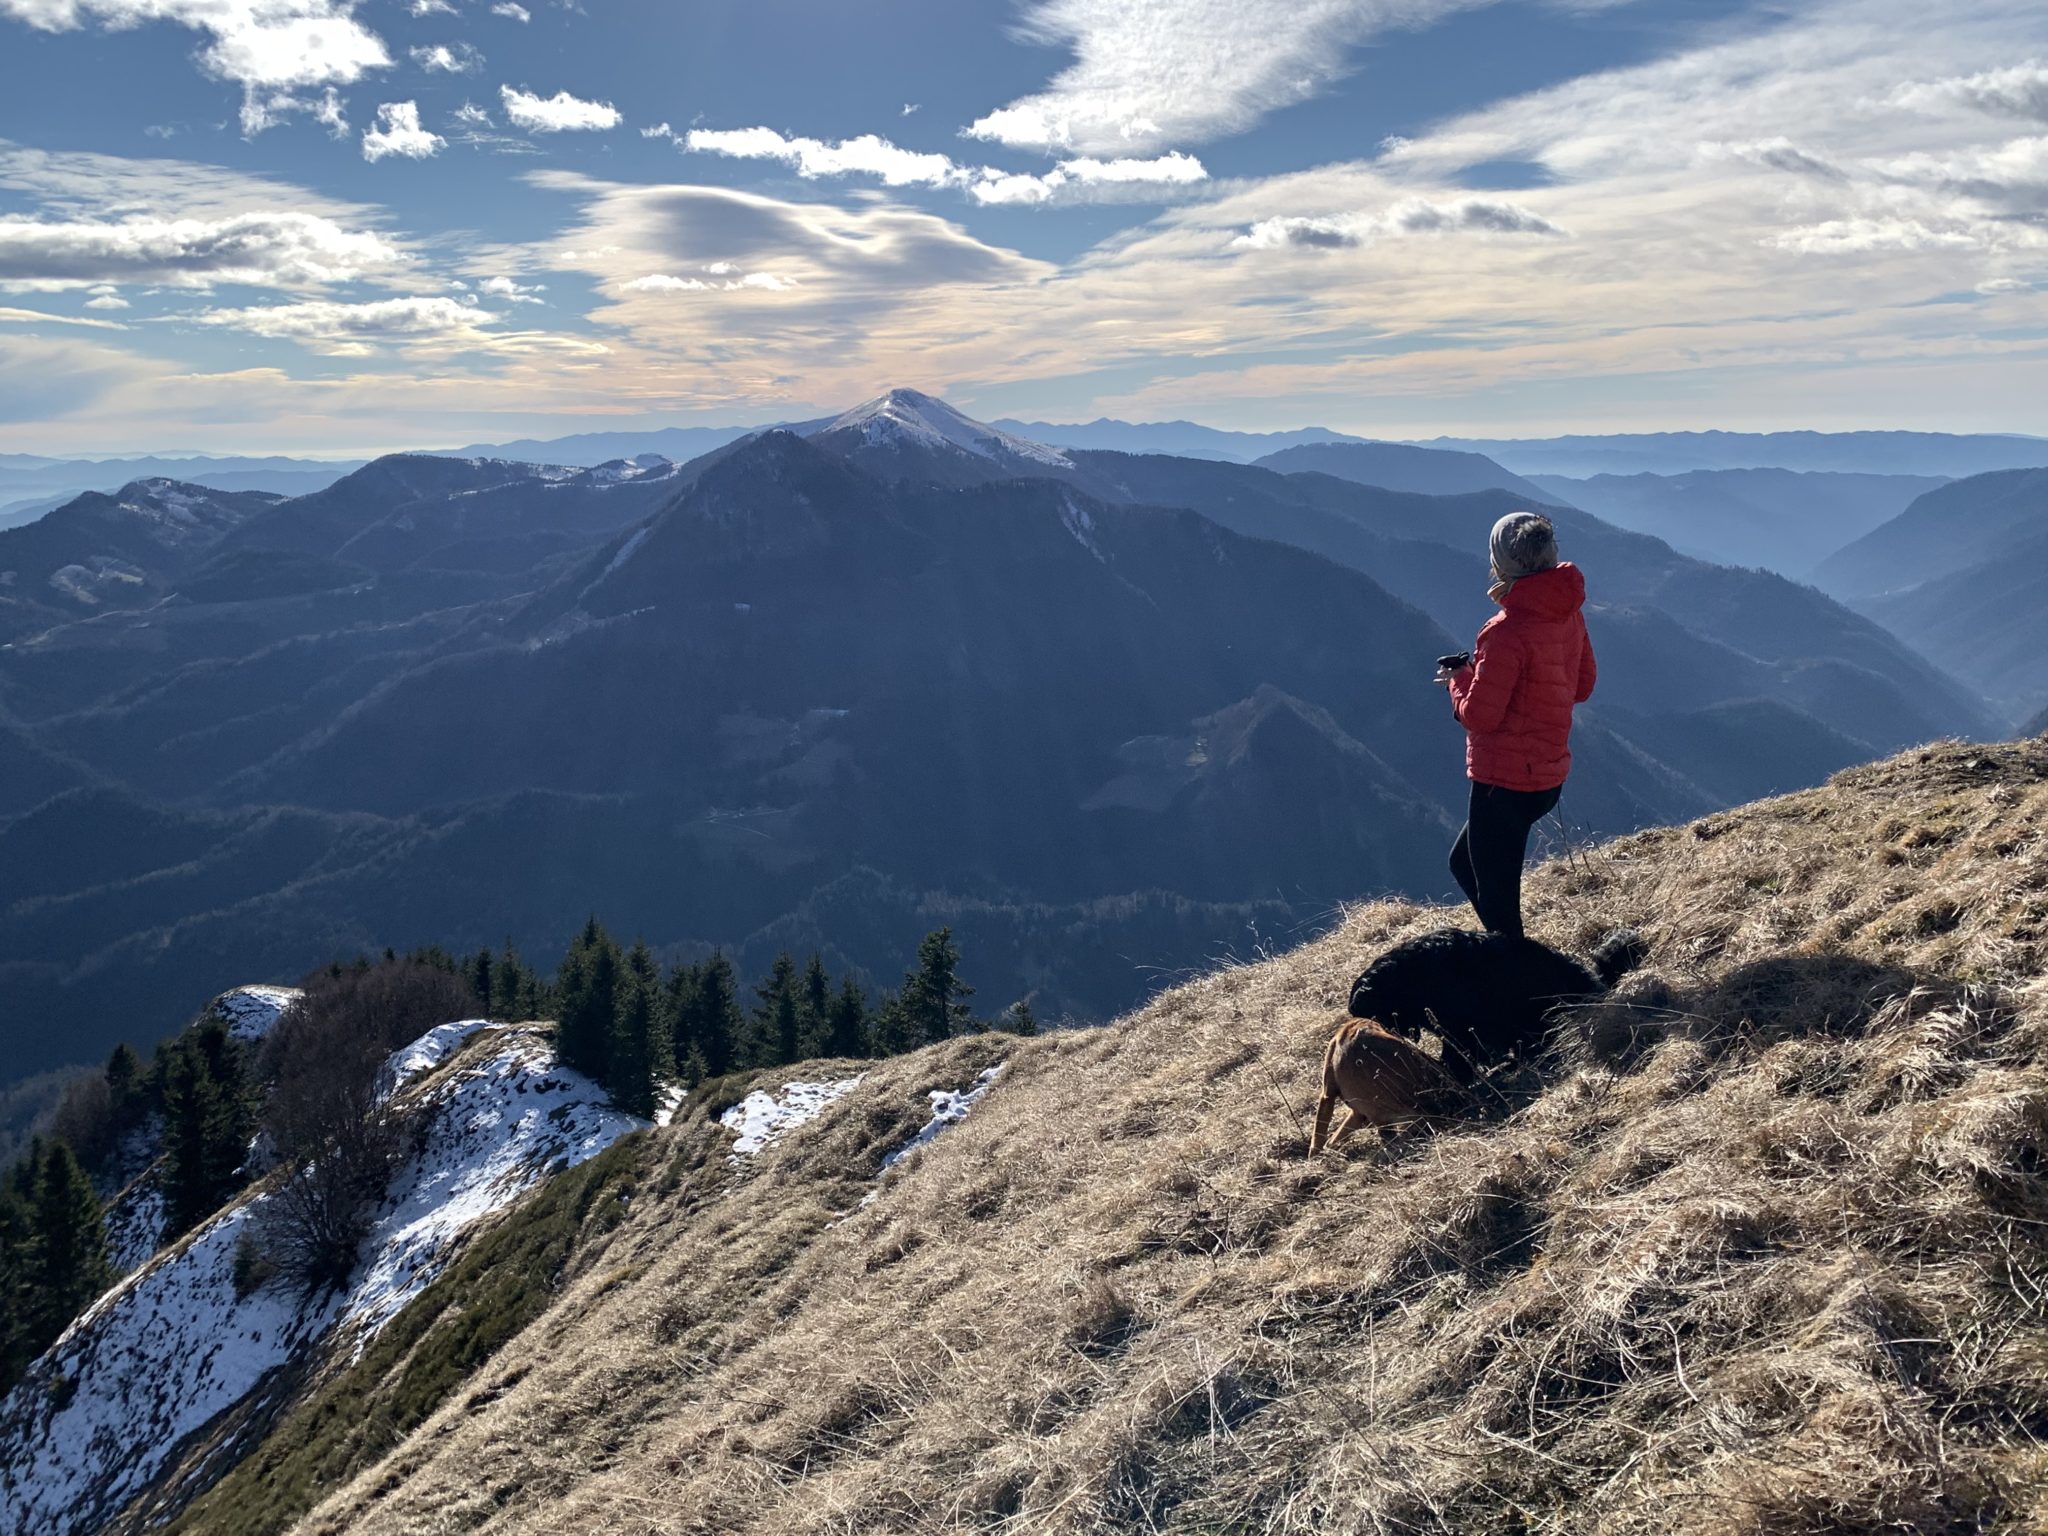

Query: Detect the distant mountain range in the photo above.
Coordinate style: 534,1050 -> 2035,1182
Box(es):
1530,468 -> 1949,580
0,454 -> 364,531
0,390 -> 2015,1088
1817,468 -> 2048,719
1421,430 -> 2048,480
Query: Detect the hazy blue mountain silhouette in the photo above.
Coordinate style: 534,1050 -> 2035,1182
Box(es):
1529,468 -> 1947,578
1812,468 -> 2048,599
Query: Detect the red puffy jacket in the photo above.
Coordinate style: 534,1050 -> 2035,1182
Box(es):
1447,562 -> 1595,791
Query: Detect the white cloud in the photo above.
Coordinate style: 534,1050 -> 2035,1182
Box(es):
969,151 -> 1208,204
964,0 -> 1487,154
1764,217 -> 1999,254
478,273 -> 544,302
0,0 -> 392,131
84,284 -> 127,309
312,85 -> 348,137
500,86 -> 621,132
0,210 -> 404,289
0,303 -> 127,329
362,101 -> 446,161
453,101 -> 492,125
681,125 -> 1208,204
1233,196 -> 1561,248
901,103 -> 918,116
1894,61 -> 2048,122
1711,137 -> 1850,181
409,0 -> 454,13
623,269 -> 797,293
196,294 -> 496,353
410,41 -> 481,73
489,0 -> 528,18
686,126 -> 966,187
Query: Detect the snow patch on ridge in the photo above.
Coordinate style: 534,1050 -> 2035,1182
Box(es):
0,1023 -> 644,1534
720,1077 -> 865,1158
879,1065 -> 1007,1175
342,1030 -> 639,1343
379,1017 -> 494,1096
209,984 -> 302,1042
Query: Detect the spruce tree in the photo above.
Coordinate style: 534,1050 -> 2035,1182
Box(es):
27,1140 -> 110,1347
824,975 -> 871,1058
492,944 -> 532,1020
1001,998 -> 1042,1036
608,941 -> 670,1116
160,1021 -> 251,1239
894,928 -> 976,1049
555,918 -> 622,1082
468,949 -> 494,1014
0,1180 -> 32,1392
691,954 -> 743,1080
664,962 -> 702,1082
105,1042 -> 141,1122
798,954 -> 832,1057
752,953 -> 803,1067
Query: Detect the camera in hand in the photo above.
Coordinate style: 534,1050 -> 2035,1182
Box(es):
1436,652 -> 1471,672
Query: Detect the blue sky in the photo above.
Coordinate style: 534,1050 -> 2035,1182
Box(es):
0,0 -> 2045,455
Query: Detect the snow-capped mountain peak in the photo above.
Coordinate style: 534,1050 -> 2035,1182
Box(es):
815,388 -> 1071,468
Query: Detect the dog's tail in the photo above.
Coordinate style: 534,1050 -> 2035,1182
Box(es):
1587,928 -> 1649,988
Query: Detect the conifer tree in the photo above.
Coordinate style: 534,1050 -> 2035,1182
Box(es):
824,975 -> 871,1058
0,1178 -> 33,1392
105,1042 -> 141,1121
798,954 -> 832,1058
608,941 -> 670,1116
555,918 -> 622,1082
690,954 -> 743,1080
1001,998 -> 1042,1036
160,1021 -> 252,1239
468,949 -> 494,1014
27,1140 -> 110,1347
664,962 -> 702,1081
752,953 -> 803,1067
492,944 -> 532,1020
888,928 -> 976,1050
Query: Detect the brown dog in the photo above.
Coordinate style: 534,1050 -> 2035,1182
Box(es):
1309,1013 -> 1461,1154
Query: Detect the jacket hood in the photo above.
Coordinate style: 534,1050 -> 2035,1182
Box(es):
1501,560 -> 1584,620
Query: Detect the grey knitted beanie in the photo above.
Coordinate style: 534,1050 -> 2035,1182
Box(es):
1489,512 -> 1559,584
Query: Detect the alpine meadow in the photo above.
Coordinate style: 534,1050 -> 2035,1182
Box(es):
2,2 -> 2048,1533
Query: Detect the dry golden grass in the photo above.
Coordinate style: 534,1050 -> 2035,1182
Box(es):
295,738 -> 2048,1535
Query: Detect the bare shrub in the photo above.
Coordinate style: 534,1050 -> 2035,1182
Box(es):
253,959 -> 478,1293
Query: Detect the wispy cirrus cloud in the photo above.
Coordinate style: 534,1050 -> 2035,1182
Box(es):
964,0 -> 1495,154
0,303 -> 127,329
501,86 -> 621,133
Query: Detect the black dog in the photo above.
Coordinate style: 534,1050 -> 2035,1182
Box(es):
1347,927 -> 1647,1083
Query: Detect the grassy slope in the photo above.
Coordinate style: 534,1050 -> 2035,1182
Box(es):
288,740 -> 2048,1536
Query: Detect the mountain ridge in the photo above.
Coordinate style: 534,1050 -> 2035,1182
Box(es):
14,734 -> 2041,1536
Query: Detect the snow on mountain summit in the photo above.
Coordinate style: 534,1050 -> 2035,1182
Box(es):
815,388 -> 1071,468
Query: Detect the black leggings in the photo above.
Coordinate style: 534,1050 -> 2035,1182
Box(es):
1449,780 -> 1561,940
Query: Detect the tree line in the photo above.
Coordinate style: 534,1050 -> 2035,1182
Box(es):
0,925 -> 1028,1396
546,921 -> 1031,1115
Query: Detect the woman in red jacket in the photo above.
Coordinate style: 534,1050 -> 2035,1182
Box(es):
1438,512 -> 1595,940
